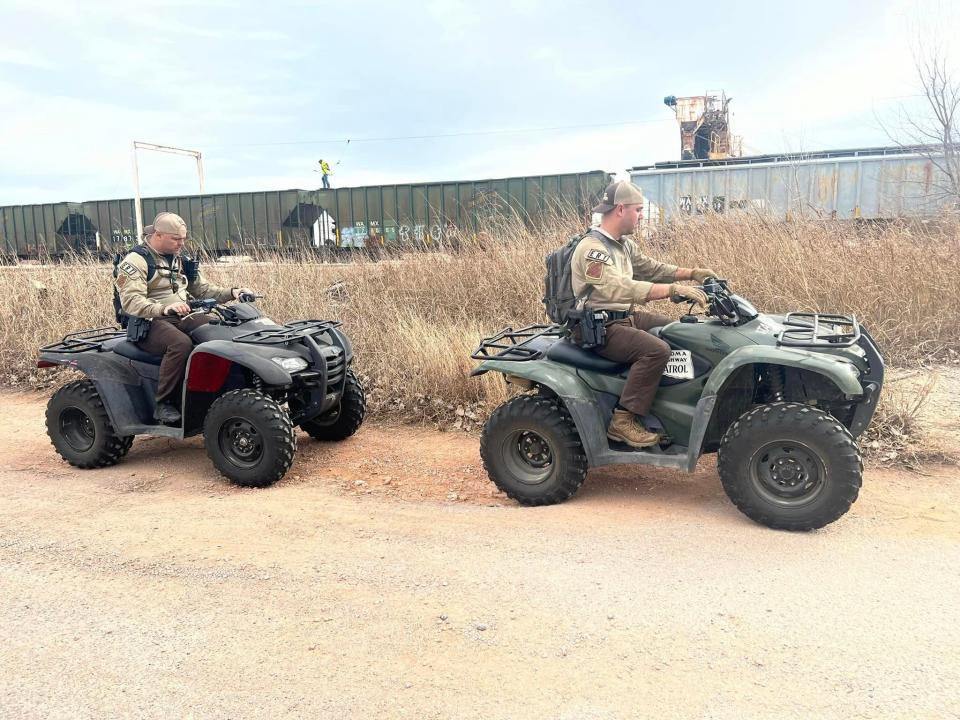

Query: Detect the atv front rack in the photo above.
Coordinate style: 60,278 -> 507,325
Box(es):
777,313 -> 861,348
232,320 -> 343,346
471,324 -> 563,362
40,326 -> 125,354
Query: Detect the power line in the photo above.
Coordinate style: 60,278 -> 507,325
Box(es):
206,117 -> 673,148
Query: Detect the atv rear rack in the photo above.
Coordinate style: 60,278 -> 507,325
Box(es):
777,313 -> 861,348
471,324 -> 562,362
232,320 -> 343,346
40,326 -> 125,354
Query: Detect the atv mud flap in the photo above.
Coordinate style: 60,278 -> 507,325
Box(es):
848,328 -> 885,438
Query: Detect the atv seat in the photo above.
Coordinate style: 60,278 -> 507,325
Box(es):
105,338 -> 163,366
546,338 -> 629,374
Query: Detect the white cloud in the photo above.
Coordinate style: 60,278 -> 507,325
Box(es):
734,0 -> 960,153
5,0 -> 960,208
0,47 -> 58,70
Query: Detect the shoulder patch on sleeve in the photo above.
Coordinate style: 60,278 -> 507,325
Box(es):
118,260 -> 140,277
586,260 -> 605,280
115,274 -> 128,289
586,249 -> 611,264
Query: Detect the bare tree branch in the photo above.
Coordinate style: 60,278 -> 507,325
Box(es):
881,37 -> 960,207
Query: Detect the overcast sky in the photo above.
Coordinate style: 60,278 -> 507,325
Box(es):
0,0 -> 956,204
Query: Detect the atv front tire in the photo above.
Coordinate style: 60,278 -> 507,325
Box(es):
480,395 -> 587,506
46,380 -> 134,468
203,389 -> 296,488
299,370 -> 366,441
717,402 -> 862,531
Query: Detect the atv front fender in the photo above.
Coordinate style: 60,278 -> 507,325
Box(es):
685,345 -> 866,471
187,340 -> 297,387
702,345 -> 864,398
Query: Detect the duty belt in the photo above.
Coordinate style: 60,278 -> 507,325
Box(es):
602,310 -> 630,321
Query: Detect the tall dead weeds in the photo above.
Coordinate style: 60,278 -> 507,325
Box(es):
2,211 -> 958,453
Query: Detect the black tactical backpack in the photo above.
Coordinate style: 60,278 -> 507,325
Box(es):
542,228 -> 611,325
112,245 -> 156,327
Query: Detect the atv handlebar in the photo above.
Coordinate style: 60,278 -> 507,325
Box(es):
665,278 -> 759,327
188,298 -> 219,312
700,278 -> 759,326
187,293 -> 262,313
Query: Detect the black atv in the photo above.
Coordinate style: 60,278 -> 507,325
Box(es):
38,294 -> 365,487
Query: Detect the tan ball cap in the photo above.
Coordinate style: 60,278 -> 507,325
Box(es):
145,212 -> 187,238
592,180 -> 645,213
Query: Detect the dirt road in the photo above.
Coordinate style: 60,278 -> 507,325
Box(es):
2,391 -> 958,719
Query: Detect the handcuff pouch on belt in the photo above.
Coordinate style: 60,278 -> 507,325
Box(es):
125,315 -> 152,343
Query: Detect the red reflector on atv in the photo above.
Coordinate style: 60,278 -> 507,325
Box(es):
187,353 -> 232,393
37,360 -> 58,368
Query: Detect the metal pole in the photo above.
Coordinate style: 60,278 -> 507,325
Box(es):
196,153 -> 205,195
132,140 -> 205,241
132,142 -> 144,242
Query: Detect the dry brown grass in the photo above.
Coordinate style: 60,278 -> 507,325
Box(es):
860,374 -> 957,466
3,212 -> 958,447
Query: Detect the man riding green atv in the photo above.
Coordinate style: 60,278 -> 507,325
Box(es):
471,182 -> 883,531
472,280 -> 883,531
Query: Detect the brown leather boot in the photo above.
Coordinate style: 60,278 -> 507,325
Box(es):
606,409 -> 659,448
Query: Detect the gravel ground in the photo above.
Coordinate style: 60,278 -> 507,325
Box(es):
1,390 -> 958,720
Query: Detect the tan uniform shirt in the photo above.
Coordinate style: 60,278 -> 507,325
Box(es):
571,227 -> 679,312
115,245 -> 234,319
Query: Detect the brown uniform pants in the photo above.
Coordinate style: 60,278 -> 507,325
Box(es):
596,311 -> 672,416
138,315 -> 213,402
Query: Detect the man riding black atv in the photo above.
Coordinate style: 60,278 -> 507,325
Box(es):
39,214 -> 366,488
40,292 -> 365,487
113,211 -> 256,424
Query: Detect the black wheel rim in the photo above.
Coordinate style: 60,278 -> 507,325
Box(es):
218,417 -> 263,468
749,440 -> 826,507
59,406 -> 96,452
500,429 -> 555,486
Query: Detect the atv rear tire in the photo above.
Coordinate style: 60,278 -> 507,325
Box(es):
480,395 -> 587,506
203,389 -> 296,488
299,370 -> 366,441
46,380 -> 134,468
717,402 -> 862,531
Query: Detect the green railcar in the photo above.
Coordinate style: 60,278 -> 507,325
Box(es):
0,170 -> 611,259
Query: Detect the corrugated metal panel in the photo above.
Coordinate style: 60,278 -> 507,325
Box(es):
0,202 -> 90,256
81,199 -> 137,254
0,170 -> 610,258
631,151 -> 952,221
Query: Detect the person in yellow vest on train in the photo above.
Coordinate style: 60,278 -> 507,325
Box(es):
319,159 -> 332,189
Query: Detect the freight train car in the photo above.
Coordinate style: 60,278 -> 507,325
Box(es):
0,202 -> 99,257
0,170 -> 611,259
630,146 -> 955,222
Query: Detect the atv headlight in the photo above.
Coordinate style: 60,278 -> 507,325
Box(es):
271,356 -> 308,372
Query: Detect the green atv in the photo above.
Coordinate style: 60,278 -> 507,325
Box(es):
471,278 -> 884,531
